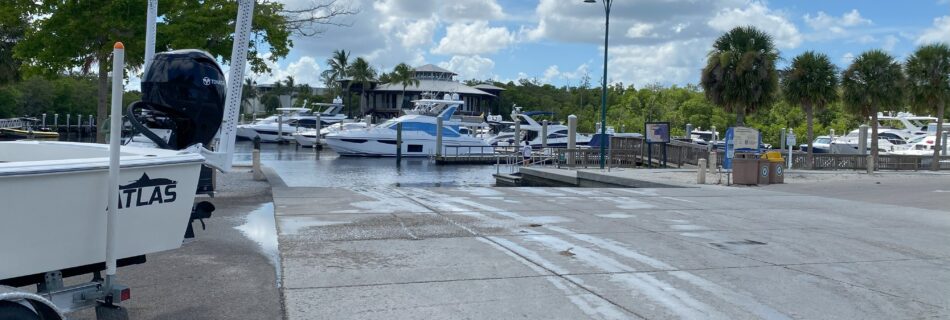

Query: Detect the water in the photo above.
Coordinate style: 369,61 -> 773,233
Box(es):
232,141 -> 499,187
234,202 -> 281,286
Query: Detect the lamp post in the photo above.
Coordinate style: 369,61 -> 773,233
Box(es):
585,0 -> 612,169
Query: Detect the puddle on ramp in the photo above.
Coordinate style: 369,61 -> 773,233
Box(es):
235,202 -> 281,286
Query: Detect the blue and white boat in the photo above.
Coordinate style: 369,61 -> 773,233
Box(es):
324,96 -> 492,156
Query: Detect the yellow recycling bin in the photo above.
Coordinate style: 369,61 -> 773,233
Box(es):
762,152 -> 785,184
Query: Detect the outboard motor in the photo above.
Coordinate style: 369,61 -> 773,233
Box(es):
129,49 -> 226,150
126,49 -> 223,235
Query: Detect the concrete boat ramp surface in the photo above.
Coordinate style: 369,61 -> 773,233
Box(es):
267,171 -> 950,319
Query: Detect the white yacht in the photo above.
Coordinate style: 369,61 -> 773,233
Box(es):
324,96 -> 491,156
486,111 -> 591,148
308,96 -> 348,125
293,121 -> 369,148
235,107 -> 312,142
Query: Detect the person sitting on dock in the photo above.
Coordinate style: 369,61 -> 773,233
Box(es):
522,140 -> 532,166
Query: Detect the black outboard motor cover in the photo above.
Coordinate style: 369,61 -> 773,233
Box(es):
141,49 -> 226,148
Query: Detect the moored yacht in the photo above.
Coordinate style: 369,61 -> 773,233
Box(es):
324,96 -> 491,156
486,110 -> 592,148
293,121 -> 369,148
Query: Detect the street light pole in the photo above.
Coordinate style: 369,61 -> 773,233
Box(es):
586,0 -> 612,169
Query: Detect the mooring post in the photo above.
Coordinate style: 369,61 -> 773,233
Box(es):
787,128 -> 793,170
436,117 -> 443,158
568,115 -> 577,167
686,123 -> 693,139
277,112 -> 284,143
858,124 -> 868,155
514,119 -> 521,154
88,115 -> 94,134
314,114 -> 322,150
541,120 -> 548,151
76,115 -> 82,140
66,114 -> 71,132
54,114 -> 59,129
697,158 -> 707,184
252,136 -> 264,180
41,113 -> 47,129
396,122 -> 403,165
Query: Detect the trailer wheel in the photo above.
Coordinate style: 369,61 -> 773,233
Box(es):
0,301 -> 41,320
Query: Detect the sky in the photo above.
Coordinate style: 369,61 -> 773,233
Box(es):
247,0 -> 950,89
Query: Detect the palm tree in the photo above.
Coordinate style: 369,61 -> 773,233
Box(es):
905,43 -> 950,171
781,51 -> 838,168
701,26 -> 780,126
322,49 -> 350,95
241,78 -> 259,119
386,63 -> 420,109
346,57 -> 377,118
842,50 -> 905,169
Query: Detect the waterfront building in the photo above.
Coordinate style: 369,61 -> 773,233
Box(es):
342,64 -> 504,119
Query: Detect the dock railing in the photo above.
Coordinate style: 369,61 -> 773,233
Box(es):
555,136 -> 949,171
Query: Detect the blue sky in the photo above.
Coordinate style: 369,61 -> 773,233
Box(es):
253,0 -> 950,89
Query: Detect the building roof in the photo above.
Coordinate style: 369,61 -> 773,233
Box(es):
413,64 -> 456,75
372,79 -> 494,97
474,83 -> 506,91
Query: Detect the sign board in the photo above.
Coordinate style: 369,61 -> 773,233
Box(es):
723,126 -> 761,170
644,122 -> 671,144
786,131 -> 797,146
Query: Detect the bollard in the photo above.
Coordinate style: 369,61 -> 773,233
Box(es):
866,154 -> 874,174
709,150 -> 717,172
787,128 -> 793,170
88,115 -> 94,134
686,123 -> 693,140
396,122 -> 403,164
252,137 -> 264,180
858,124 -> 868,155
942,131 -> 948,156
568,115 -> 577,167
711,126 -> 718,142
697,159 -> 707,184
436,117 -> 443,157
54,114 -> 59,129
541,120 -> 548,151
41,113 -> 47,129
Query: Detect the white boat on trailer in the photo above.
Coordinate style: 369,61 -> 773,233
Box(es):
0,1 -> 254,318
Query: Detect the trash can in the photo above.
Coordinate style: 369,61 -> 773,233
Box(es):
756,158 -> 770,185
732,153 -> 760,185
762,151 -> 784,184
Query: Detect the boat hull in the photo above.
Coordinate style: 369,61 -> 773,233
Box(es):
0,141 -> 203,280
325,136 -> 492,157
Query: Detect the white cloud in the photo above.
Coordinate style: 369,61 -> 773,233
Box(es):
438,55 -> 495,80
882,35 -> 900,52
805,9 -> 871,32
607,39 -> 710,87
395,18 -> 438,48
708,2 -> 803,49
432,21 -> 515,55
541,65 -> 560,82
917,16 -> 950,45
841,52 -> 855,65
626,23 -> 655,38
249,55 -> 322,86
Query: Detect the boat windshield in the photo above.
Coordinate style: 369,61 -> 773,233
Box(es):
907,135 -> 927,144
379,119 -> 399,129
815,137 -> 831,144
877,119 -> 905,129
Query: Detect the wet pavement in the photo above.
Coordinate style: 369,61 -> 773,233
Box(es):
265,165 -> 950,319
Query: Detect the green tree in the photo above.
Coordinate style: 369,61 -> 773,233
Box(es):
782,51 -> 839,168
701,26 -> 779,126
321,49 -> 350,96
842,50 -> 905,168
14,0 -> 354,143
386,63 -> 420,109
241,78 -> 259,117
346,57 -> 376,118
0,0 -> 34,86
905,43 -> 950,170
